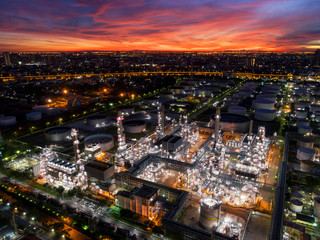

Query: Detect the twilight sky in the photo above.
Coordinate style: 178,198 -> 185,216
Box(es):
0,0 -> 319,51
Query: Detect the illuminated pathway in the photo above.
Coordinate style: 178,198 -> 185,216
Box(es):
1,71 -> 320,82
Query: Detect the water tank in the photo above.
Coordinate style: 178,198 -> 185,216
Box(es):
26,112 -> 42,121
298,125 -> 312,135
255,109 -> 275,121
199,198 -> 221,230
314,197 -> 320,218
252,99 -> 274,110
0,116 -> 16,126
297,147 -> 315,161
290,199 -> 303,213
46,107 -> 60,116
228,106 -> 246,116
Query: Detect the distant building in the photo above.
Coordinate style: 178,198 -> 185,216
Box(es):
3,52 -> 11,66
314,49 -> 320,66
116,185 -> 160,219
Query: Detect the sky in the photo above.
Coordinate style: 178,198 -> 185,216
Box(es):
0,0 -> 319,52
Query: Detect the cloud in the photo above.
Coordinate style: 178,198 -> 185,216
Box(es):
0,0 -> 319,51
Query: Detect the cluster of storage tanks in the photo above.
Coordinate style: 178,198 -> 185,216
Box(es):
252,84 -> 280,122
289,186 -> 320,219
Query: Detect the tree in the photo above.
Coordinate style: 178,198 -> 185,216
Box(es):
57,186 -> 65,196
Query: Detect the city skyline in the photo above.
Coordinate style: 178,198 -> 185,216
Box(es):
0,0 -> 320,52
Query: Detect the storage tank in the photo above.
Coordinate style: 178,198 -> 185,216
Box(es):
310,104 -> 320,112
297,137 -> 314,149
84,134 -> 114,152
86,114 -> 107,127
170,87 -> 185,95
295,102 -> 310,110
291,186 -> 303,194
26,112 -> 42,121
199,198 -> 221,230
252,99 -> 274,110
211,113 -> 250,133
296,147 -> 315,161
298,125 -> 312,135
314,197 -> 320,218
300,160 -> 315,172
224,100 -> 239,107
314,88 -> 320,96
44,126 -> 71,142
0,116 -> 17,126
73,99 -> 81,107
123,120 -> 146,133
143,97 -> 159,106
256,94 -> 277,102
117,105 -> 134,115
32,105 -> 50,113
290,199 -> 303,213
159,91 -> 174,99
228,106 -> 246,116
295,110 -> 307,119
312,190 -> 320,200
291,191 -> 303,201
314,112 -> 320,122
46,107 -> 60,116
297,120 -> 309,127
255,109 -> 275,121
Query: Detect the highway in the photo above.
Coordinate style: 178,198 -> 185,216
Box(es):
1,71 -> 320,82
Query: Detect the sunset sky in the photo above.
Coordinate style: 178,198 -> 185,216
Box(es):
0,0 -> 319,52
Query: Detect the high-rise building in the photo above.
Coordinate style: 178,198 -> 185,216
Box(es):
3,52 -> 11,66
314,49 -> 320,66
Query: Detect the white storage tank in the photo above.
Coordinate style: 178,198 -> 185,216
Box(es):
123,120 -> 146,133
84,134 -> 114,152
290,199 -> 303,213
310,104 -> 320,112
297,137 -> 314,148
32,105 -> 50,113
159,91 -> 174,99
291,191 -> 303,201
46,107 -> 60,116
255,109 -> 275,121
297,120 -> 309,127
256,94 -> 277,102
252,99 -> 274,110
296,147 -> 315,161
224,100 -> 239,107
0,116 -> 17,126
314,197 -> 320,218
300,160 -> 315,173
291,186 -> 303,194
298,125 -> 312,135
312,190 -> 320,200
228,106 -> 246,116
26,112 -> 42,121
295,110 -> 307,119
199,198 -> 221,230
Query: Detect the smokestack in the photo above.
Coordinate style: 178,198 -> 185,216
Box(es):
215,107 -> 220,142
249,120 -> 253,135
71,129 -> 80,161
117,110 -> 126,150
